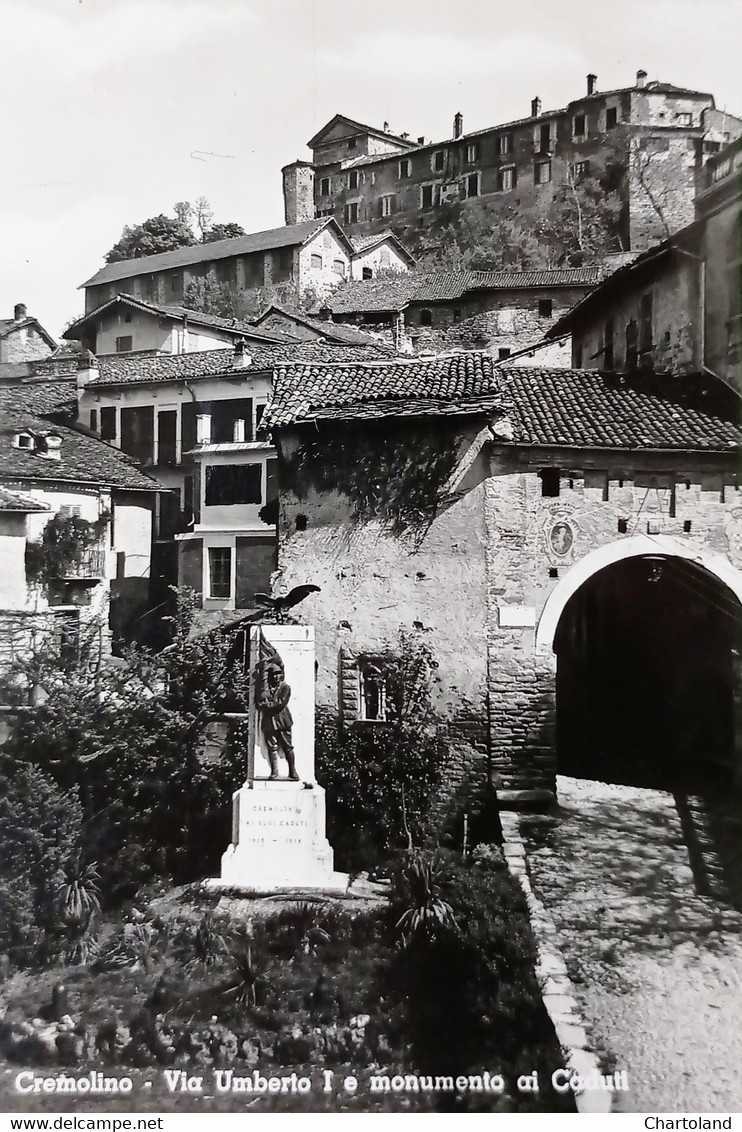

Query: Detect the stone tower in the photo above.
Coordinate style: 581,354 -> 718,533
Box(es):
282,161 -> 316,226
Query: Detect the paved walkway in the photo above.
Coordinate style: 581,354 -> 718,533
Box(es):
517,776 -> 742,1113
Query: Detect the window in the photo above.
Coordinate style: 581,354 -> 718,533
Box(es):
311,253 -> 323,270
399,158 -> 411,179
319,176 -> 330,195
273,249 -> 294,281
453,309 -> 462,323
639,292 -> 653,354
380,194 -> 395,217
606,107 -> 618,130
497,134 -> 512,155
362,266 -> 373,280
316,207 -> 333,218
120,405 -> 154,464
463,172 -> 480,199
419,309 -> 432,327
115,335 -> 133,352
534,160 -> 552,185
332,258 -> 346,277
573,160 -> 590,180
245,253 -> 264,285
89,409 -> 98,432
498,347 -> 511,360
100,406 -> 116,442
573,113 -> 586,137
625,319 -> 638,369
498,166 -> 515,191
168,273 -> 183,301
348,138 -> 356,150
540,468 -> 561,497
538,298 -> 553,318
205,463 -> 262,506
420,184 -> 435,209
344,202 -> 358,224
432,150 -> 445,172
538,123 -> 551,151
157,410 -> 178,465
675,112 -> 692,126
208,547 -> 232,600
466,142 -> 480,163
604,317 -> 615,370
359,659 -> 389,721
58,613 -> 80,671
348,170 -> 359,190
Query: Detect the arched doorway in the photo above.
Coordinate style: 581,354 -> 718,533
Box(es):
539,540 -> 742,789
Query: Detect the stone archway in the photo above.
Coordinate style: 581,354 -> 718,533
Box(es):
536,536 -> 742,788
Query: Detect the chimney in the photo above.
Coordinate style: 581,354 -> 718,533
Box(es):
14,303 -> 27,322
531,97 -> 542,118
587,73 -> 597,96
233,419 -> 246,443
636,69 -> 647,89
233,337 -> 252,369
417,135 -> 426,144
196,414 -> 211,446
383,120 -> 390,132
453,111 -> 464,139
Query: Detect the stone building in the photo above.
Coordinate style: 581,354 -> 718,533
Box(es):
80,219 -> 359,315
0,380 -> 159,674
325,267 -> 606,360
283,72 -> 742,254
0,303 -> 57,366
262,353 -> 742,812
547,133 -> 742,390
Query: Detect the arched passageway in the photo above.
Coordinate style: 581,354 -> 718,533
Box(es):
553,554 -> 742,788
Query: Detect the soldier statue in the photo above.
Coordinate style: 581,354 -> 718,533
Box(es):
258,659 -> 299,781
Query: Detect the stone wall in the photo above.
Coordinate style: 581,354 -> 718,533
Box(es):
274,416 -> 741,809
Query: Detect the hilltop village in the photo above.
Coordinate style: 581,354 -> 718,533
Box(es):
2,61 -> 742,1116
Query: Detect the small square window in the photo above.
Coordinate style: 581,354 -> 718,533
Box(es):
362,266 -> 373,280
333,259 -> 346,277
538,298 -> 553,318
115,335 -> 133,352
348,138 -> 356,150
618,518 -> 628,534
573,160 -> 590,180
310,253 -> 322,270
498,347 -> 511,360
208,547 -> 232,599
419,309 -> 433,327
535,160 -> 552,185
606,107 -> 618,130
399,158 -> 410,179
453,308 -> 462,323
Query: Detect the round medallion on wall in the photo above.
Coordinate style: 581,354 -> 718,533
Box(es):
542,514 -> 579,564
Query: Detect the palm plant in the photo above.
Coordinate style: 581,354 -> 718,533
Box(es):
393,850 -> 457,946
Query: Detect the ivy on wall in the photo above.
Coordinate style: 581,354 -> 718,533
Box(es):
25,511 -> 110,586
283,420 -> 460,540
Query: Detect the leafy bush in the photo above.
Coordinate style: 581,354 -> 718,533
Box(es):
391,850 -> 456,945
316,634 -> 446,873
0,757 -> 84,968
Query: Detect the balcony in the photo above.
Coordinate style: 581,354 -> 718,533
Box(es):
56,544 -> 106,582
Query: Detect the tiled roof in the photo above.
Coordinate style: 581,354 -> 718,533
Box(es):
251,304 -> 391,347
307,114 -> 416,151
63,294 -> 291,344
0,379 -> 78,420
0,316 -> 57,348
0,400 -> 161,491
90,341 -> 395,388
82,219 -> 345,288
468,267 -> 608,289
500,368 -> 740,451
263,353 -> 501,428
327,267 -> 602,315
263,353 -> 741,452
349,231 -> 415,262
0,485 -> 50,512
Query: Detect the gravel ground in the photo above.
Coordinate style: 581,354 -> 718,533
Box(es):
519,776 -> 742,1113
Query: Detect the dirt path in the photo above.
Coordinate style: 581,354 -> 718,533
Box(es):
516,776 -> 742,1113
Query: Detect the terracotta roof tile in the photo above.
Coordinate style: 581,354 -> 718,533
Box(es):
0,485 -> 50,512
263,354 -> 741,452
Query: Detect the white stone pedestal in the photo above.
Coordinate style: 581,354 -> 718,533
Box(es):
209,623 -> 348,892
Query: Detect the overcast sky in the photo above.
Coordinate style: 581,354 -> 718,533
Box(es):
3,0 -> 742,337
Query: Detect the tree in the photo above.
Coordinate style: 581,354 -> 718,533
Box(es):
105,214 -> 197,264
0,589 -> 251,887
204,222 -> 247,243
